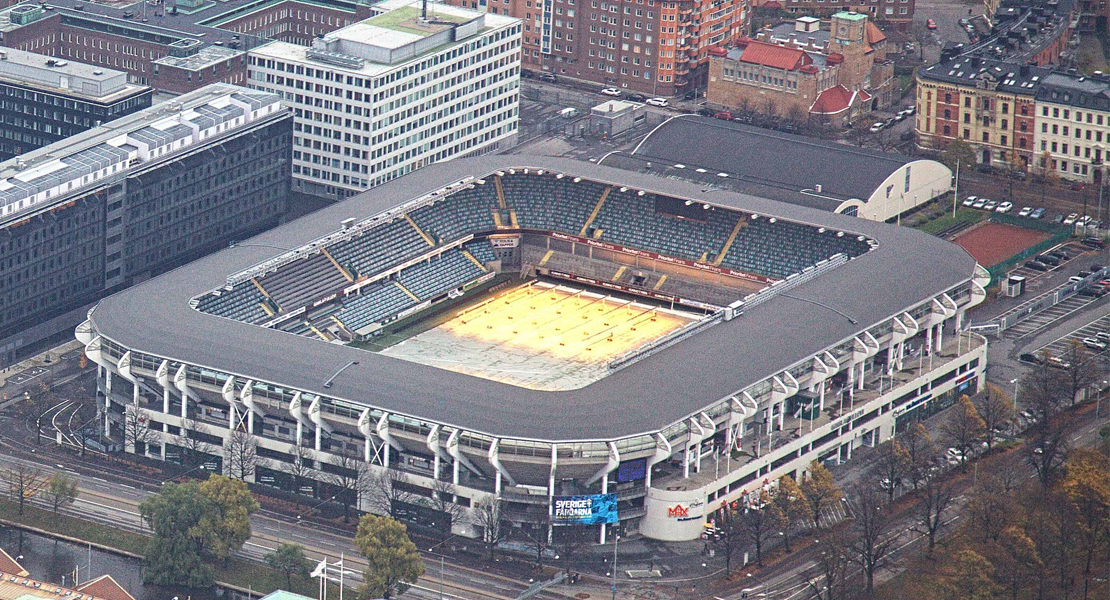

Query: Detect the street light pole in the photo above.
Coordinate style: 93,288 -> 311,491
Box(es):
610,534 -> 619,600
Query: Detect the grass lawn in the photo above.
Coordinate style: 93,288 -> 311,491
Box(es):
0,499 -> 325,597
915,207 -> 987,234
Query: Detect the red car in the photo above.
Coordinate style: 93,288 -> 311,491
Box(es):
926,18 -> 937,29
714,111 -> 733,120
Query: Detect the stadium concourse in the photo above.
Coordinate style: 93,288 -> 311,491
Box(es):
78,156 -> 990,544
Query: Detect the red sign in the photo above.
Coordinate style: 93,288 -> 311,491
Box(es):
667,504 -> 690,518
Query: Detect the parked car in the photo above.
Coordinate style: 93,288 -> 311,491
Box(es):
962,195 -> 979,207
1031,207 -> 1046,219
1036,254 -> 1060,266
1082,236 -> 1106,248
1065,213 -> 1080,225
927,18 -> 937,29
715,111 -> 733,120
538,72 -> 558,82
996,201 -> 1013,213
1048,250 -> 1069,260
1018,206 -> 1033,217
1084,337 -> 1108,351
1025,260 -> 1049,272
869,122 -> 885,133
626,92 -> 647,102
1019,353 -> 1042,364
1097,331 -> 1110,342
973,198 -> 988,209
601,87 -> 622,96
646,97 -> 669,107
1054,214 -> 1067,224
984,200 -> 998,211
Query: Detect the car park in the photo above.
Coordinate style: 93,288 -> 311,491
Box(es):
601,87 -> 622,96
963,196 -> 978,207
1018,206 -> 1033,217
1025,260 -> 1049,272
996,201 -> 1013,213
646,97 -> 669,107
1031,207 -> 1046,219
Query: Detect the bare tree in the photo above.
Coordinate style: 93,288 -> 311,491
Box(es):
429,479 -> 464,535
326,451 -> 372,522
911,475 -> 955,551
364,467 -> 414,519
1026,414 -> 1071,489
473,497 -> 507,561
122,405 -> 155,456
806,533 -> 853,600
283,444 -> 317,501
871,439 -> 911,503
4,464 -> 46,515
844,485 -> 896,595
225,429 -> 259,481
1060,339 -> 1099,406
521,510 -> 551,568
973,383 -> 1016,450
737,492 -> 782,568
178,417 -> 216,467
899,422 -> 935,492
552,525 -> 591,577
1023,352 -> 1067,425
69,405 -> 99,458
940,395 -> 985,469
714,501 -> 745,575
967,474 -> 1017,544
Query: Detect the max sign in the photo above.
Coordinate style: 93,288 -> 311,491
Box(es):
667,504 -> 689,518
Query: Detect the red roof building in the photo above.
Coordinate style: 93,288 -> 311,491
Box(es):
735,39 -> 812,71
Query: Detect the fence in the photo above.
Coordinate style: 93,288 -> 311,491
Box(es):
983,213 -> 1071,286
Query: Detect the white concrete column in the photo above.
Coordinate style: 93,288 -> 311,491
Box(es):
925,327 -> 933,356
599,473 -> 610,544
174,365 -> 189,420
645,433 -> 671,489
358,407 -> 373,464
935,323 -> 944,351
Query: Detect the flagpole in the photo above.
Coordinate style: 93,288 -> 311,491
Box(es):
339,554 -> 344,600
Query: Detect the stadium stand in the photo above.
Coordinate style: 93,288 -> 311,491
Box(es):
196,172 -> 873,331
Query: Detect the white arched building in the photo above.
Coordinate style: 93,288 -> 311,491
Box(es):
79,157 -> 986,543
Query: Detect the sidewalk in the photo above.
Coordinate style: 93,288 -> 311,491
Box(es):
0,339 -> 84,388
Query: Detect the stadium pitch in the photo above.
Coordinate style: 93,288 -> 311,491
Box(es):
381,280 -> 699,390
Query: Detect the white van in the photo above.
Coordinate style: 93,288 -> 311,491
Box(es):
559,107 -> 579,119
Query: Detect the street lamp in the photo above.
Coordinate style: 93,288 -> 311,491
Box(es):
160,463 -> 205,486
296,495 -> 337,523
610,534 -> 620,600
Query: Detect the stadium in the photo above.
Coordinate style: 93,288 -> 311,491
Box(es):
77,156 -> 989,542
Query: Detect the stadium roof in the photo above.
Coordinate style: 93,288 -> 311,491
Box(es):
88,156 -> 977,442
600,115 -> 917,211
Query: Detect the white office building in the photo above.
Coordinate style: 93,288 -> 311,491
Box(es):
247,0 -> 522,199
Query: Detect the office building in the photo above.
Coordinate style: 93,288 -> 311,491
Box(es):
247,0 -> 521,199
0,83 -> 292,366
0,47 -> 152,160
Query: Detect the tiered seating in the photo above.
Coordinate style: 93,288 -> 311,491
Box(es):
722,218 -> 869,279
408,186 -> 501,243
591,190 -> 739,263
333,283 -> 416,331
195,285 -> 269,324
464,240 -> 496,264
328,219 -> 429,278
500,176 -> 597,234
257,253 -> 350,310
397,250 -> 485,300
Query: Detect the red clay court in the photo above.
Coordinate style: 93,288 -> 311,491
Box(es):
952,222 -> 1051,267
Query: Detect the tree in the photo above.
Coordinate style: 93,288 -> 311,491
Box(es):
1027,414 -> 1071,489
967,474 -> 1017,543
940,395 -> 985,469
738,491 -> 781,568
939,549 -> 997,600
194,474 -> 259,567
1022,354 -> 1067,426
429,479 -> 464,535
941,138 -> 975,172
224,430 -> 258,481
353,514 -> 424,600
872,438 -> 911,503
474,497 -> 507,561
844,485 -> 895,595
30,379 -> 55,446
800,461 -> 842,529
772,475 -> 807,552
3,464 -> 45,515
521,510 -> 551,568
365,467 -> 413,519
326,451 -> 371,522
973,383 -> 1016,450
265,543 -> 311,590
1060,339 -> 1099,407
283,444 -> 317,501
552,524 -> 591,577
122,404 -> 155,457
714,501 -> 743,575
913,475 -> 955,551
43,472 -> 78,513
996,526 -> 1042,600
1061,449 -> 1110,600
806,533 -> 853,600
899,422 -> 936,492
177,417 -> 216,467
139,481 -> 214,587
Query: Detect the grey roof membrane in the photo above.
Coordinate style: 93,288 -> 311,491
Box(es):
622,116 -> 913,203
88,156 -> 977,442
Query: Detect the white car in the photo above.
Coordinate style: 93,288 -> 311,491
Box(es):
962,195 -> 978,207
869,122 -> 885,133
1018,206 -> 1033,217
1065,213 -> 1079,225
601,87 -> 622,97
645,97 -> 669,107
996,201 -> 1013,213
973,198 -> 987,209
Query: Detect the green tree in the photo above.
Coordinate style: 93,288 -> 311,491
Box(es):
195,475 -> 259,567
139,481 -> 214,587
265,543 -> 311,590
43,471 -> 78,513
942,138 -> 975,172
353,514 -> 425,600
800,461 -> 842,529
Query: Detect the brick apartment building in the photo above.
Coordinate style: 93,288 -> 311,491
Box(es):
445,0 -> 748,95
706,12 -> 894,123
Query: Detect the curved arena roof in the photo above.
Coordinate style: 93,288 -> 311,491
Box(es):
87,156 -> 977,442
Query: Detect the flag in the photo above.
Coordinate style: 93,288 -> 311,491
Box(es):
310,558 -> 327,579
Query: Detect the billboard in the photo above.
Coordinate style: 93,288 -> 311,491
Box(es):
616,458 -> 647,483
551,494 -> 619,526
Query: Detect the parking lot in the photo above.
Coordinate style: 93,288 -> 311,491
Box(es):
1005,294 -> 1099,339
1033,310 -> 1110,357
1007,242 -> 1090,282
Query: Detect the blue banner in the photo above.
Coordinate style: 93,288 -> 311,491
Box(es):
551,494 -> 619,526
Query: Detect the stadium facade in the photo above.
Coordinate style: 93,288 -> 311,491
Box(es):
0,83 -> 291,366
246,0 -> 521,198
79,156 -> 988,542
